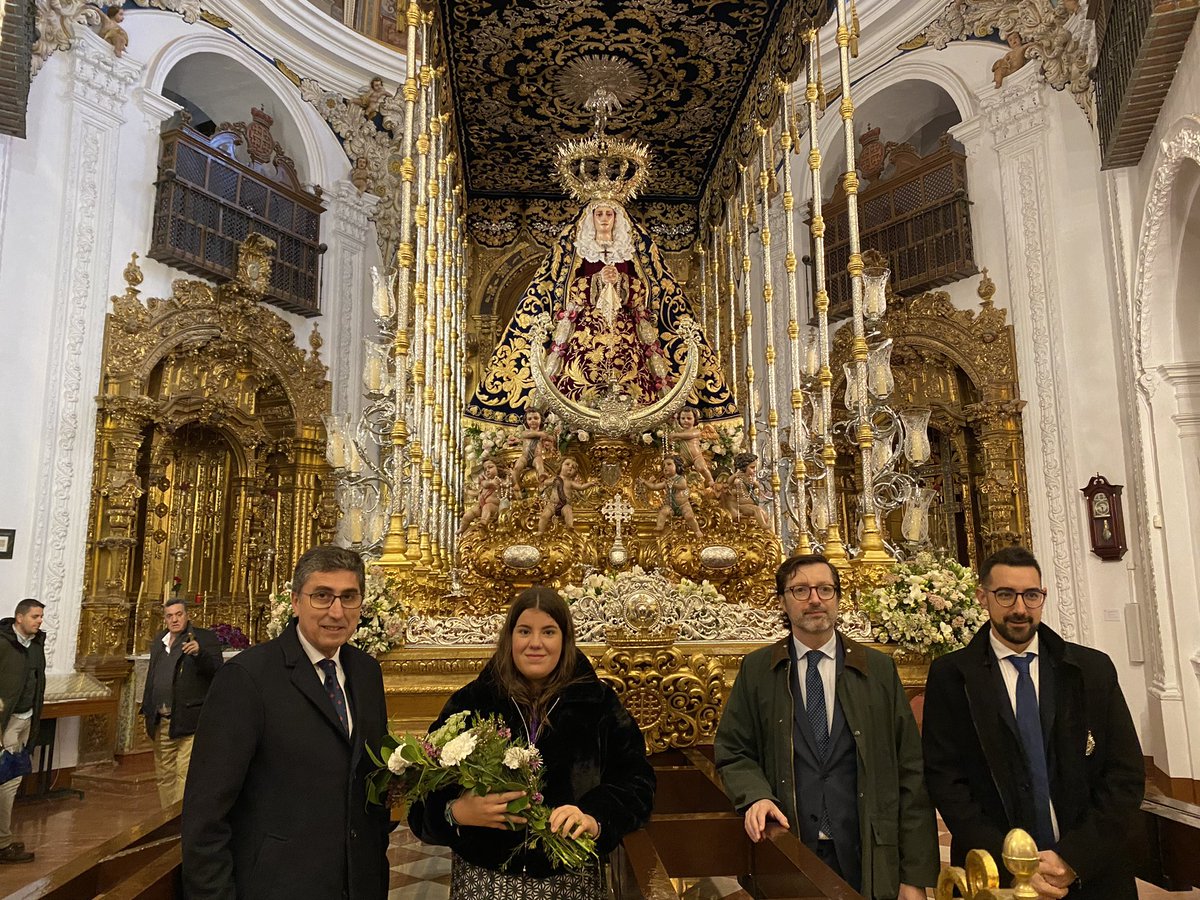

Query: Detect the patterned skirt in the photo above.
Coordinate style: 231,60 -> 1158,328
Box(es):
448,854 -> 607,900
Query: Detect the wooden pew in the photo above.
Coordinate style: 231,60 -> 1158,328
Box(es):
612,747 -> 865,900
7,802 -> 181,900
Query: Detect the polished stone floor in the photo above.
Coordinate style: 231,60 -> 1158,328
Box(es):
0,767 -> 1192,899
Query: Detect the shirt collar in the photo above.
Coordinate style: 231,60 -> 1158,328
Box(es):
295,625 -> 342,670
14,629 -> 32,649
792,631 -> 838,662
989,627 -> 1039,661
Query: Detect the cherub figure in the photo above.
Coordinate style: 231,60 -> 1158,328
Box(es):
639,455 -> 702,539
537,457 -> 596,534
356,77 -> 389,119
457,459 -> 505,536
349,157 -> 371,195
669,407 -> 715,486
98,5 -> 128,56
719,452 -> 772,530
510,408 -> 554,496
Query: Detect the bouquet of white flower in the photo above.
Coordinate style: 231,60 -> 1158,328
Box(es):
859,551 -> 987,657
366,712 -> 597,870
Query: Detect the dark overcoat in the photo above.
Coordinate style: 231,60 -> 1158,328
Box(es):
922,623 -> 1144,900
407,651 -> 656,878
181,621 -> 392,900
140,625 -> 223,738
0,619 -> 45,746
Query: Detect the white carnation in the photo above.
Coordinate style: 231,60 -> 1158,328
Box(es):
439,732 -> 477,767
503,746 -> 540,769
387,747 -> 410,774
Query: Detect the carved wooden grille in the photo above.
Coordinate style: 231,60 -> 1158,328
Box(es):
150,125 -> 325,317
819,139 -> 976,320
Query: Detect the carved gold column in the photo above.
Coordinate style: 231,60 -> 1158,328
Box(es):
737,165 -> 757,448
756,122 -> 783,535
966,399 -> 1032,556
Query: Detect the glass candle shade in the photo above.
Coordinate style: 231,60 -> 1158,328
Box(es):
843,363 -> 859,410
901,486 -> 937,545
867,339 -> 894,399
900,408 -> 932,465
363,341 -> 392,394
323,414 -> 351,469
862,267 -> 890,322
370,266 -> 394,318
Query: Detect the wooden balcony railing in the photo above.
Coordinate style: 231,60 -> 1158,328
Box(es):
818,136 -> 977,319
149,120 -> 326,317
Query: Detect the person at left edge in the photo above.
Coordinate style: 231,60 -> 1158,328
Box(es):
0,599 -> 46,864
141,597 -> 223,807
181,545 -> 392,899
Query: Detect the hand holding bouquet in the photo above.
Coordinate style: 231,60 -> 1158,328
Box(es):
367,712 -> 597,870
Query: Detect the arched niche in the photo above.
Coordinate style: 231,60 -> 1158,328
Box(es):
78,250 -> 338,676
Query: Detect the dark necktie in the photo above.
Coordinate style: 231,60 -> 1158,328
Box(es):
317,658 -> 349,737
1007,654 -> 1054,848
805,649 -> 834,837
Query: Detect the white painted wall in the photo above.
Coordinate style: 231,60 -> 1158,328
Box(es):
0,2 -> 396,672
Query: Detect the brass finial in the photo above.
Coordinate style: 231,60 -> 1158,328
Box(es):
978,267 -> 996,308
123,252 -> 144,290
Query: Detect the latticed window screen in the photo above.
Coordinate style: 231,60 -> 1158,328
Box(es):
150,124 -> 326,317
817,140 -> 976,320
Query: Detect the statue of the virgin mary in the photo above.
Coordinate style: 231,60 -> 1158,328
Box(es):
464,147 -> 736,426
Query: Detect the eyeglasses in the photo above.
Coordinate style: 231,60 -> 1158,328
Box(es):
984,587 -> 1047,608
783,584 -> 838,601
301,590 -> 363,609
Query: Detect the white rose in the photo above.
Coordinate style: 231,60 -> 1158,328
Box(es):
578,430 -> 590,442
387,747 -> 410,774
439,732 -> 477,767
642,433 -> 653,444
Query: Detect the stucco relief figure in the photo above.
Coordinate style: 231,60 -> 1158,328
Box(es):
719,452 -> 772,531
464,203 -> 736,425
992,31 -> 1031,88
639,455 -> 703,539
537,457 -> 596,534
98,5 -> 128,56
356,77 -> 389,119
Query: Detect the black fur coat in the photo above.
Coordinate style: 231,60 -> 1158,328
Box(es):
407,651 -> 655,876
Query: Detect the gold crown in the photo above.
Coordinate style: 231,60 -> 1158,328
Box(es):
555,135 -> 652,205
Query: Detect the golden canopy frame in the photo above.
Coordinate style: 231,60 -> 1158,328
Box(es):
829,270 -> 1032,568
76,239 -> 336,755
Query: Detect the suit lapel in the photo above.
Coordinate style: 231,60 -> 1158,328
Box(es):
282,625 -> 353,744
963,632 -> 1020,823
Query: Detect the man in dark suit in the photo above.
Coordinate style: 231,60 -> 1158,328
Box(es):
182,545 -> 393,899
715,554 -> 939,899
923,546 -> 1144,899
141,598 -> 222,807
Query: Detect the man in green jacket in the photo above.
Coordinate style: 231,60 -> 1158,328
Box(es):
0,599 -> 46,864
714,554 -> 938,899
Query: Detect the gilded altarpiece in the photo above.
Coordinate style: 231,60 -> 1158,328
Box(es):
77,246 -> 337,758
830,277 -> 1032,568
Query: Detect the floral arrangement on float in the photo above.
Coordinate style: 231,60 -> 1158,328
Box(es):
463,412 -> 566,468
638,419 -> 746,472
366,712 -> 596,870
858,551 -> 986,657
267,566 -> 409,656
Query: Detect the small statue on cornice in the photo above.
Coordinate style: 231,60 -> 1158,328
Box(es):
349,157 -> 371,195
355,77 -> 390,120
992,30 -> 1030,88
96,4 -> 129,57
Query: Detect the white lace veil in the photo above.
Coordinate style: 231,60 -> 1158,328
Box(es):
574,200 -> 635,264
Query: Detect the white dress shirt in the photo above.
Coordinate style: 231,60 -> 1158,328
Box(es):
296,628 -> 354,737
988,628 -> 1059,841
793,632 -> 837,733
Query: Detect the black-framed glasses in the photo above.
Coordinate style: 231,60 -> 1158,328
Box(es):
783,584 -> 838,601
301,590 -> 363,609
984,587 -> 1047,608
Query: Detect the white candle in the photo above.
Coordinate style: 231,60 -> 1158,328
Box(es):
348,507 -> 364,544
365,355 -> 383,392
328,432 -> 345,469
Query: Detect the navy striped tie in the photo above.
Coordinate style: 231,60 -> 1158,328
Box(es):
805,649 -> 834,837
317,658 -> 349,737
1007,654 -> 1054,848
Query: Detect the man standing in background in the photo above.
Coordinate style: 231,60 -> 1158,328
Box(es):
141,597 -> 222,806
0,599 -> 46,864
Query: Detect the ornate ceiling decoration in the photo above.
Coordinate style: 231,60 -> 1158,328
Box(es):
437,0 -> 800,204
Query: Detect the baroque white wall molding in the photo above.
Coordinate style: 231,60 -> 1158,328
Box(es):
32,0 -> 200,76
133,85 -> 182,133
27,29 -> 142,672
1132,117 -> 1200,396
982,73 -> 1088,643
325,180 -> 381,416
